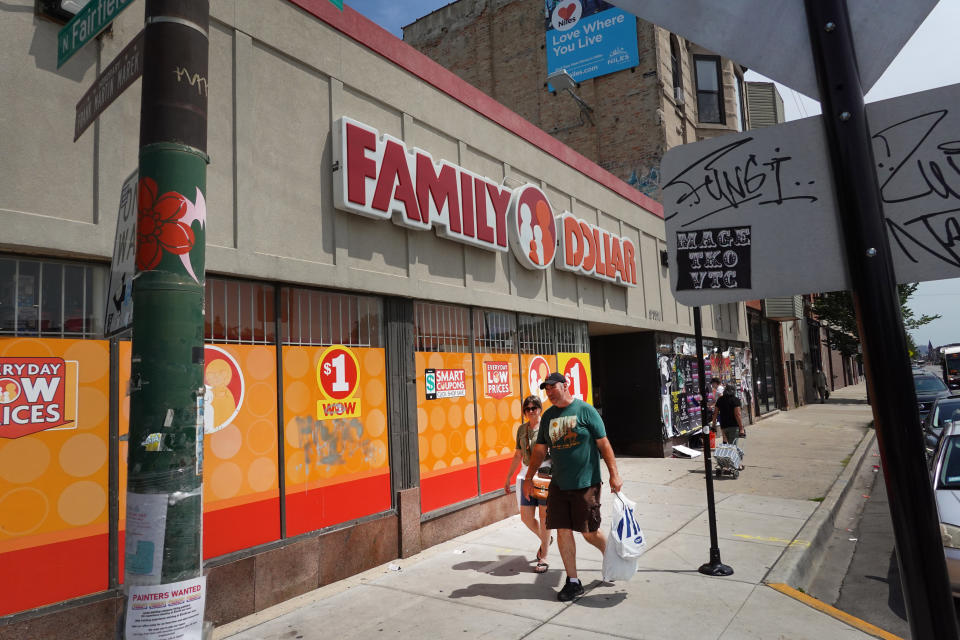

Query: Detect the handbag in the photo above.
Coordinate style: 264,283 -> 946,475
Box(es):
531,465 -> 551,500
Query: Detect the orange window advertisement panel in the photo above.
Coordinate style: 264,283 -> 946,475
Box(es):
476,353 -> 522,495
558,352 -> 593,405
118,342 -> 281,566
417,351 -> 478,513
522,353 -> 557,405
282,346 -> 390,537
0,338 -> 110,616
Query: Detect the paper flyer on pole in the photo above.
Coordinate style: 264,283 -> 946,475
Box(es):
125,576 -> 206,640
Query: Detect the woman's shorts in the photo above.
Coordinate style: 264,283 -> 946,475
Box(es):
545,483 -> 602,532
517,477 -> 547,507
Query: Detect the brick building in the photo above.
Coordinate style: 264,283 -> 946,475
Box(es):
403,0 -> 750,199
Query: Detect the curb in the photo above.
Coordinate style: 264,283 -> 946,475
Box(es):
764,426 -> 877,589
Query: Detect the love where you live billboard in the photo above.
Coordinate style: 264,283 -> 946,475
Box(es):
545,0 -> 639,85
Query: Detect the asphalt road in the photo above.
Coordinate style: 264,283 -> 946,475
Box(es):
835,470 -> 911,638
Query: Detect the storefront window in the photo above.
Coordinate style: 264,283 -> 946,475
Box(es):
279,287 -> 381,347
473,309 -> 516,353
0,256 -> 105,338
414,302 -> 470,352
206,277 -> 276,343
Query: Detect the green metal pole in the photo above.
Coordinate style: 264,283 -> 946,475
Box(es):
124,0 -> 209,603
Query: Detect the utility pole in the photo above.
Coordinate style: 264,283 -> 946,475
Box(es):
124,0 -> 209,636
804,1 -> 958,637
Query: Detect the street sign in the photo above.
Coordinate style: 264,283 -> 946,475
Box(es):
57,0 -> 136,68
663,82 -> 960,305
75,30 -> 143,141
105,170 -> 138,336
606,0 -> 935,99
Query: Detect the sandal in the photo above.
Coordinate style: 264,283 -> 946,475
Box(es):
536,535 -> 554,562
534,561 -> 549,573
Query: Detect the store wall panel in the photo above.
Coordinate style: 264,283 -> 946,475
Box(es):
118,342 -> 282,568
245,43 -> 334,265
0,338 -> 111,616
474,353 -> 522,494
206,21 -> 238,250
416,351 -> 479,513
282,346 -> 391,537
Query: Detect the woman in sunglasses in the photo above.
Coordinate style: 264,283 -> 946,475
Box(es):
504,395 -> 552,573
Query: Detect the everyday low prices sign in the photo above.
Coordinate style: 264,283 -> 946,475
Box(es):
484,361 -> 512,399
316,345 -> 361,420
0,358 -> 78,438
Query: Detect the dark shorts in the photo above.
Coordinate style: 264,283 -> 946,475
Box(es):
545,483 -> 602,533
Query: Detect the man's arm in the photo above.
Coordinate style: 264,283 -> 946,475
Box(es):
735,406 -> 744,435
522,443 -> 548,499
596,437 -> 623,493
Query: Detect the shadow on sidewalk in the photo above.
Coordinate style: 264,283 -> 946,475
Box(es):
448,578 -> 626,608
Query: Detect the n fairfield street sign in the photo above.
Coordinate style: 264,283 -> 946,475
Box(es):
57,0 -> 136,68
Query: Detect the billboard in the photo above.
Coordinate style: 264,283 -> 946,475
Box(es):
545,0 -> 639,85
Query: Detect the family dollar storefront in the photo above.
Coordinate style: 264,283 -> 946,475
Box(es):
1,1 -> 741,635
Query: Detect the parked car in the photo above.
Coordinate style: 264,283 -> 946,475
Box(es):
922,397 -> 960,455
928,421 -> 960,596
915,374 -> 952,423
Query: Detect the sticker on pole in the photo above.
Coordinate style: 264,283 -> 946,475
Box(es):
316,345 -> 361,420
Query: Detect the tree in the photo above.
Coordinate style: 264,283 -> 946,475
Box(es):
812,283 -> 940,356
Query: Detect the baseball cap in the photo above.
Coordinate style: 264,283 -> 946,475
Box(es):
539,372 -> 567,389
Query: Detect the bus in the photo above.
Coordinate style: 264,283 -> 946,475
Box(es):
943,346 -> 960,391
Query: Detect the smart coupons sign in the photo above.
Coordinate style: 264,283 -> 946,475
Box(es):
424,368 -> 466,400
332,117 -> 636,287
0,357 -> 78,438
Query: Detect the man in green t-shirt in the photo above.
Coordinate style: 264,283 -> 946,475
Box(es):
523,372 -> 623,602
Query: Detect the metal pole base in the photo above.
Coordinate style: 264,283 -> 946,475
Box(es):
699,548 -> 734,577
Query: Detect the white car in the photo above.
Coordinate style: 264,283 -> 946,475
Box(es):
929,421 -> 960,595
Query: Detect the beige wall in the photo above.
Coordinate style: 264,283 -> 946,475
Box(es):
1,0 -> 747,343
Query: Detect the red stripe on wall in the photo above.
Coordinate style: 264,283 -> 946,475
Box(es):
285,0 -> 662,218
0,534 -> 108,617
285,474 -> 392,538
203,497 -> 282,560
478,457 -> 514,496
421,466 -> 480,514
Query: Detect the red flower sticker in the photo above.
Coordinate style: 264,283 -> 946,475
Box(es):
137,177 -> 196,271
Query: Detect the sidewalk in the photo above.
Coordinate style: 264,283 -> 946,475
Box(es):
216,384 -> 880,640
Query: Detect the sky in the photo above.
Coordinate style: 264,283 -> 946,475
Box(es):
344,0 -> 960,348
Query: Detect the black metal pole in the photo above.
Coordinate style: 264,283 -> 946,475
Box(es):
804,2 -> 958,637
694,307 -> 733,576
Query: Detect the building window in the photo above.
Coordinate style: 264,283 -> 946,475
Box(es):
0,256 -> 106,338
556,318 -> 590,352
414,302 -> 470,353
279,287 -> 381,347
734,75 -> 747,132
670,35 -> 683,95
473,310 -> 516,354
694,55 -> 724,124
205,277 -> 276,344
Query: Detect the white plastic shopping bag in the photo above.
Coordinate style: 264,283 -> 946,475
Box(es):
610,492 -> 647,559
602,538 -> 638,581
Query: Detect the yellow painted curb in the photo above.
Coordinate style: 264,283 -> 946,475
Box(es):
767,583 -> 904,640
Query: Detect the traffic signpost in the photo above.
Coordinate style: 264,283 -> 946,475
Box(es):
57,0 -> 136,68
617,0 -> 960,636
74,30 -> 143,140
104,170 -> 138,337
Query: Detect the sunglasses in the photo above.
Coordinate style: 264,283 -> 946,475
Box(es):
523,406 -> 540,412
